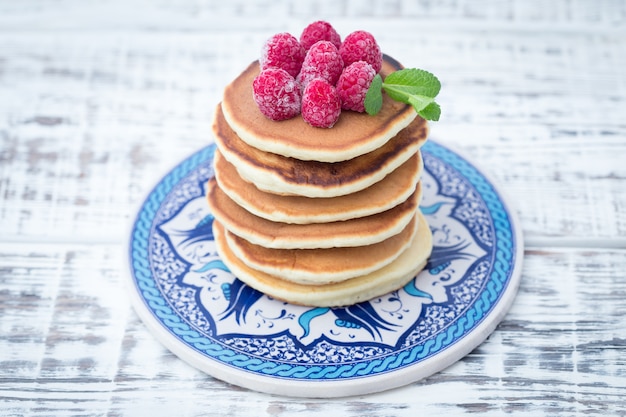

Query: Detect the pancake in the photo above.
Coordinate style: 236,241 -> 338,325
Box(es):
214,148 -> 424,224
212,212 -> 433,307
206,177 -> 421,249
225,215 -> 417,285
213,104 -> 428,198
221,55 -> 418,163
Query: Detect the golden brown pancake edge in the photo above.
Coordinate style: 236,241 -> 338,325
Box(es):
212,212 -> 433,307
213,148 -> 424,224
224,214 -> 418,285
207,177 -> 421,249
213,103 -> 428,198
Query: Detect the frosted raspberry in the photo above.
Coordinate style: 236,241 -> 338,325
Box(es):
336,61 -> 377,112
301,79 -> 341,128
339,30 -> 382,73
260,32 -> 305,78
252,67 -> 301,121
296,41 -> 344,90
299,20 -> 341,51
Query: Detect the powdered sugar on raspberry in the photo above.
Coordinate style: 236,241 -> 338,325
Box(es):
252,68 -> 302,121
336,61 -> 377,112
253,24 -> 386,127
299,20 -> 341,51
260,33 -> 305,78
339,30 -> 382,73
301,79 -> 341,128
296,41 -> 344,89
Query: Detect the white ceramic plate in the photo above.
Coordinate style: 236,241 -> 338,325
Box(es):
126,140 -> 523,398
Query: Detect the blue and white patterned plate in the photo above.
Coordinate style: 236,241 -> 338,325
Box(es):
126,140 -> 523,398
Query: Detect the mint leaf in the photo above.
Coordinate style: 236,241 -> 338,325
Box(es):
364,67 -> 442,121
418,102 -> 441,121
364,74 -> 383,115
384,68 -> 440,98
407,95 -> 434,112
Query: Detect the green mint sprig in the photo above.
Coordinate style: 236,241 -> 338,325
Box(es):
364,68 -> 441,121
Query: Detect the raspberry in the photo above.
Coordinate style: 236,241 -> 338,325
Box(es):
336,61 -> 377,112
299,20 -> 341,51
296,41 -> 344,90
339,30 -> 382,73
260,32 -> 305,78
252,67 -> 301,121
301,79 -> 341,128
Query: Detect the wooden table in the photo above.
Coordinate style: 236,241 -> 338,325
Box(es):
1,1 -> 625,415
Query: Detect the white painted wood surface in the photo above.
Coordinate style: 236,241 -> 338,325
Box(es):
1,1 -> 625,415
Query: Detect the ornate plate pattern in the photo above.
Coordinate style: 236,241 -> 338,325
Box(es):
126,140 -> 523,397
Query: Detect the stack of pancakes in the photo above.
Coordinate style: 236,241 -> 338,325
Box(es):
208,56 -> 433,307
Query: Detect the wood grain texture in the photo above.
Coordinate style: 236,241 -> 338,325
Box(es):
1,245 -> 624,416
1,22 -> 624,242
1,0 -> 625,415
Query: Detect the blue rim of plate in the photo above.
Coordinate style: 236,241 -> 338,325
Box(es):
126,140 -> 523,397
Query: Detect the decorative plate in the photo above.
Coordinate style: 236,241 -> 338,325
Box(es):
126,140 -> 523,398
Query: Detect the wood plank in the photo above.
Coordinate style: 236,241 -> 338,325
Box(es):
0,0 -> 624,31
1,28 -> 625,243
1,244 -> 624,415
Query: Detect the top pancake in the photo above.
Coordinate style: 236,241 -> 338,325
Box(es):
221,55 -> 418,162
